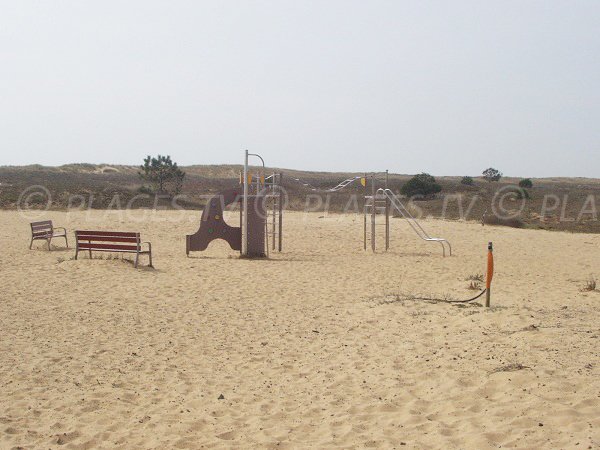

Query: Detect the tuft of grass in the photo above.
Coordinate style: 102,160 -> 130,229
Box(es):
490,363 -> 530,374
465,273 -> 484,290
581,276 -> 597,292
468,281 -> 482,290
465,273 -> 484,282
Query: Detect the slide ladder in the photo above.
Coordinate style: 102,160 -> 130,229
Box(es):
364,192 -> 390,251
264,173 -> 283,254
379,188 -> 452,257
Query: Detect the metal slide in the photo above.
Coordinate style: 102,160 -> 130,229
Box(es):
379,188 -> 452,256
292,176 -> 362,192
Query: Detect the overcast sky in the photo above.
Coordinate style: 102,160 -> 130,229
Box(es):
1,1 -> 598,177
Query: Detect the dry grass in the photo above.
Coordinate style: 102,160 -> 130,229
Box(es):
465,273 -> 484,282
468,281 -> 482,290
465,273 -> 484,290
581,276 -> 597,292
483,215 -> 525,228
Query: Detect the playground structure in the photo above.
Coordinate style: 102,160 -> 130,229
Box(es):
186,151 -> 283,258
185,151 -> 449,258
291,170 -> 452,256
362,173 -> 452,256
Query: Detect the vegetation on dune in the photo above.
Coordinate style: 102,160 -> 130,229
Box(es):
139,155 -> 186,196
519,178 -> 533,189
482,167 -> 503,182
1,164 -> 599,233
400,173 -> 442,199
461,176 -> 475,186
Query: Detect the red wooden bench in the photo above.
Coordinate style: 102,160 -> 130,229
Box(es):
30,220 -> 68,250
74,231 -> 153,268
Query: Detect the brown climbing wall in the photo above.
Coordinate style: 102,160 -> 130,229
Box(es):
186,188 -> 266,257
186,188 -> 242,254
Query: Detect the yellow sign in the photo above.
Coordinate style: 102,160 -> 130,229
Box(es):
360,177 -> 366,187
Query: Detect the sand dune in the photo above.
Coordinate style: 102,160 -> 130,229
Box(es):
1,210 -> 599,449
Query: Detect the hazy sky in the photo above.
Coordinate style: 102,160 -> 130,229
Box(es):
1,1 -> 599,177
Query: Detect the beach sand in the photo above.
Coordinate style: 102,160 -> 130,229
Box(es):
1,209 -> 599,449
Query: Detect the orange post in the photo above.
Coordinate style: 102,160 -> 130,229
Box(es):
486,242 -> 494,307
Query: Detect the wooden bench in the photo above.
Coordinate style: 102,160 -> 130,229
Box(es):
30,220 -> 68,250
74,231 -> 153,268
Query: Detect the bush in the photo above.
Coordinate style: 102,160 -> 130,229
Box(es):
138,185 -> 153,195
482,167 -> 502,182
139,154 -> 186,196
461,176 -> 474,186
400,173 -> 442,199
519,178 -> 533,189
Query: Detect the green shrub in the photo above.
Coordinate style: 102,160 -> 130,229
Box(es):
400,173 -> 442,199
482,167 -> 502,182
519,178 -> 533,188
461,176 -> 474,186
138,185 -> 153,195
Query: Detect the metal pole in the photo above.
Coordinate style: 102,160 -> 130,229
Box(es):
486,242 -> 494,307
371,174 -> 376,252
278,172 -> 283,252
242,150 -> 249,256
385,170 -> 389,251
363,173 -> 367,251
271,172 -> 276,250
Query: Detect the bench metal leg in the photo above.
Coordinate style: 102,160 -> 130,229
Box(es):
148,250 -> 153,268
64,234 -> 69,248
47,237 -> 52,251
134,252 -> 139,269
29,238 -> 34,250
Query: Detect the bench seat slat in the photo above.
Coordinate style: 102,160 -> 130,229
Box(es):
76,236 -> 139,243
76,248 -> 150,254
33,231 -> 52,237
78,243 -> 140,251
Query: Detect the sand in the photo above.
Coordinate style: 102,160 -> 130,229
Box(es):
1,209 -> 599,449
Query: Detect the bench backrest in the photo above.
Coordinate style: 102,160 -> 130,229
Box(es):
75,231 -> 141,252
31,220 -> 53,238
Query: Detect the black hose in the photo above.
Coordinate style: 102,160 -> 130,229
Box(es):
403,289 -> 487,304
